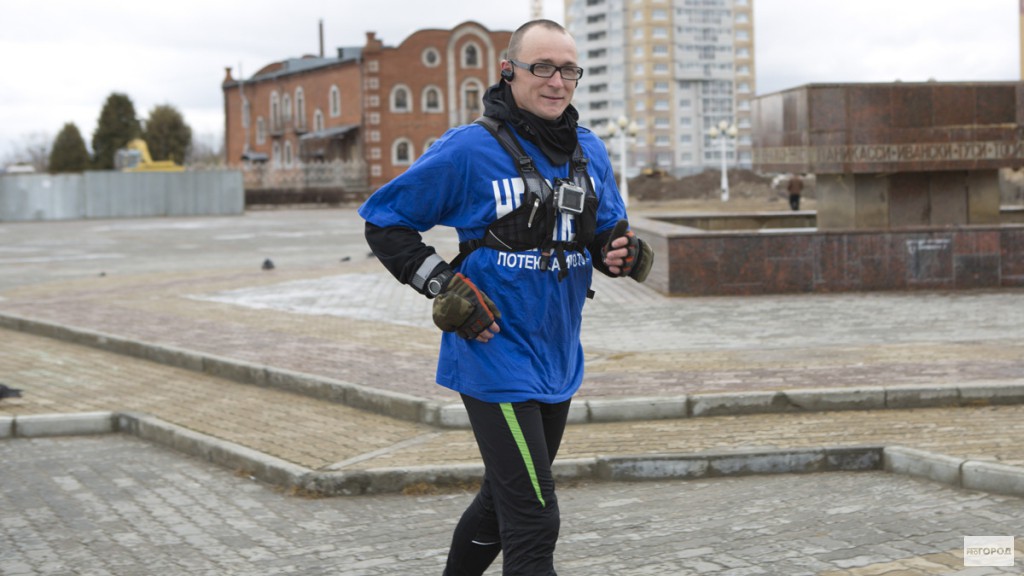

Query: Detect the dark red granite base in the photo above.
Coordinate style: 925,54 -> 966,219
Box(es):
635,220 -> 1024,296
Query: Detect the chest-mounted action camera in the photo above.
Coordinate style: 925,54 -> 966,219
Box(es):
554,179 -> 585,216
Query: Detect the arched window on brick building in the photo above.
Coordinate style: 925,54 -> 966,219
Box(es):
313,109 -> 324,132
392,138 -> 414,166
295,87 -> 306,130
329,85 -> 341,117
460,80 -> 484,124
391,85 -> 411,113
463,43 -> 480,67
423,86 -> 442,113
270,92 -> 281,132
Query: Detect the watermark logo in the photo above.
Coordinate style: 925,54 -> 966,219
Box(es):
964,536 -> 1015,567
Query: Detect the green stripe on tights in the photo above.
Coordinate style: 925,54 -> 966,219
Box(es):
499,403 -> 546,508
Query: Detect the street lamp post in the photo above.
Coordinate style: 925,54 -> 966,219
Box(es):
707,120 -> 738,202
606,115 -> 639,207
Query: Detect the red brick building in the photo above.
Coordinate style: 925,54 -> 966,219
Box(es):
222,21 -> 512,191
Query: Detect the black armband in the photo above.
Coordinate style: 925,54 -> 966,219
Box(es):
364,222 -> 452,296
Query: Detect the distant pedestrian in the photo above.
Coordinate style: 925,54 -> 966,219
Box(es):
787,174 -> 803,211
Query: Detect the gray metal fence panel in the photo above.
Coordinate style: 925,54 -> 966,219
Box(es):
84,172 -> 168,218
0,171 -> 243,221
167,171 -> 244,216
0,174 -> 85,221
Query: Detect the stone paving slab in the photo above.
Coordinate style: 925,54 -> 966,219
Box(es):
2,435 -> 1022,575
4,328 -> 1024,498
0,329 -> 432,470
3,209 -> 1024,572
8,313 -> 1024,429
11,273 -> 1022,403
2,209 -> 1021,406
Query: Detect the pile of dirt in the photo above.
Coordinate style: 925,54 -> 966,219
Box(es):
627,169 -> 775,202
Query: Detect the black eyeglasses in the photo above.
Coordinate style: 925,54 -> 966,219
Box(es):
510,60 -> 585,81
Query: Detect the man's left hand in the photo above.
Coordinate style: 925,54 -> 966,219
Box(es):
601,220 -> 653,282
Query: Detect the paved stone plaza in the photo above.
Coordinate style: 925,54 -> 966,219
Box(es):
2,435 -> 1022,575
1,208 -> 1022,574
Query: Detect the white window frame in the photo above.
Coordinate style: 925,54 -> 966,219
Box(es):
392,138 -> 414,166
422,48 -> 440,67
294,87 -> 306,130
329,85 -> 341,117
270,92 -> 281,130
422,86 -> 443,113
390,84 -> 412,113
462,42 -> 481,68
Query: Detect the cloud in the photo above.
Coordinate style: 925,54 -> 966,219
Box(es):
1,0 -> 1019,159
1,0 -> 552,157
754,0 -> 1017,93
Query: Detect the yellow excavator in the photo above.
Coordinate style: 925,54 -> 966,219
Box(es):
114,139 -> 185,172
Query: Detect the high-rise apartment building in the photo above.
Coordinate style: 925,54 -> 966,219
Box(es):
565,0 -> 755,177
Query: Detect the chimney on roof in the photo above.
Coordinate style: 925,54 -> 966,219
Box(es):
223,67 -> 234,84
365,31 -> 382,52
319,19 -> 324,58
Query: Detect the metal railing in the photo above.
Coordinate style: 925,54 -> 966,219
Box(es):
241,159 -> 368,191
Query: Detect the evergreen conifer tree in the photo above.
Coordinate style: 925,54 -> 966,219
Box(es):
143,104 -> 192,165
48,123 -> 91,173
91,93 -> 141,169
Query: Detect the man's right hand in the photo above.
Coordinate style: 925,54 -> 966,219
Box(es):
432,273 -> 501,342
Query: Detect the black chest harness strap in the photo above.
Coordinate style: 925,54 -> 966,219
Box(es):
451,117 -> 599,283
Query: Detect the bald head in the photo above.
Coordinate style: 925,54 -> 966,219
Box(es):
500,19 -> 580,120
507,19 -> 571,60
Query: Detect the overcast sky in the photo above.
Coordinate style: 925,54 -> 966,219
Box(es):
1,0 -> 1019,161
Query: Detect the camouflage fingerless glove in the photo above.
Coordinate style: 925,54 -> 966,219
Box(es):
602,220 -> 654,283
432,273 -> 502,339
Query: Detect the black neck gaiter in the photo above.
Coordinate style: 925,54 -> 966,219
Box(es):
481,81 -> 579,165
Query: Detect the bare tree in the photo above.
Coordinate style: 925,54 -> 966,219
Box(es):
2,131 -> 53,172
187,132 -> 225,167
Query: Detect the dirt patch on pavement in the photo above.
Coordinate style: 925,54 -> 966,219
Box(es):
627,169 -> 776,202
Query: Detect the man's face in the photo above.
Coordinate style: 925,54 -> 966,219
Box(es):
502,27 -> 579,121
